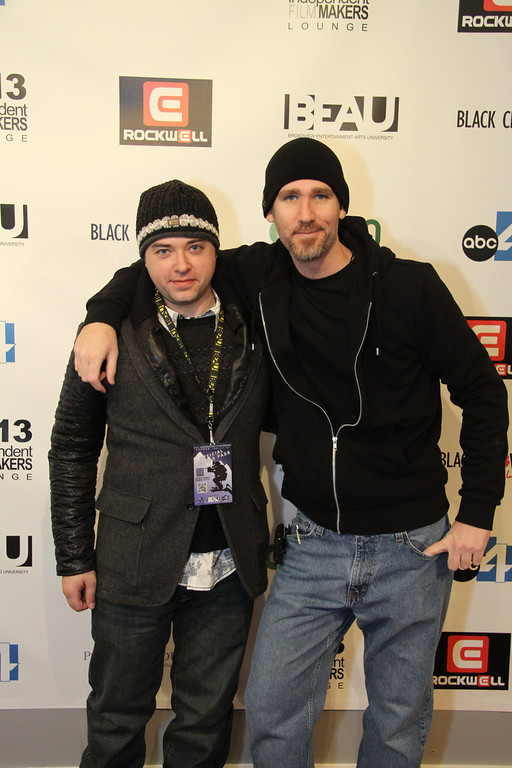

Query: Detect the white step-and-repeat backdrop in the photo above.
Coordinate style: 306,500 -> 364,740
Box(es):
1,0 -> 511,714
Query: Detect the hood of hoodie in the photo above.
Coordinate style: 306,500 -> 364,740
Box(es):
340,216 -> 396,356
339,215 -> 396,296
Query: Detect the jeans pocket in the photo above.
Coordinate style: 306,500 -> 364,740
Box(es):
291,511 -> 323,539
402,516 -> 449,561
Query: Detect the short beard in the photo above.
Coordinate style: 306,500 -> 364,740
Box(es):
286,226 -> 338,263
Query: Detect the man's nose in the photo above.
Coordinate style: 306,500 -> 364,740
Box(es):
298,197 -> 314,221
173,250 -> 191,271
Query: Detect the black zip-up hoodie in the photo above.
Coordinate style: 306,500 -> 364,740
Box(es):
84,216 -> 508,536
221,217 -> 508,535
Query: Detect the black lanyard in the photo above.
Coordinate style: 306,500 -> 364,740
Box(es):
155,289 -> 224,443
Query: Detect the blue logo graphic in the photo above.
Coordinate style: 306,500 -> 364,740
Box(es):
0,643 -> 19,681
477,537 -> 512,582
0,322 -> 15,363
495,212 -> 512,260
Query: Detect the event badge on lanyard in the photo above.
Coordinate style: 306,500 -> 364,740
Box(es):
193,443 -> 233,506
155,290 -> 233,506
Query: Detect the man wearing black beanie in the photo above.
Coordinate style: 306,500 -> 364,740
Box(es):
50,179 -> 270,768
72,139 -> 507,768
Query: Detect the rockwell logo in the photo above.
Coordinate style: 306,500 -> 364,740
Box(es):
434,632 -> 510,689
119,77 -> 212,147
287,0 -> 370,32
284,94 -> 399,139
1,535 -> 33,571
0,203 -> 28,244
0,73 -> 28,142
462,212 -> 512,261
0,418 -> 33,481
458,0 -> 512,31
467,317 -> 512,377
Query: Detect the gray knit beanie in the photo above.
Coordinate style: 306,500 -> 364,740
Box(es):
136,179 -> 220,257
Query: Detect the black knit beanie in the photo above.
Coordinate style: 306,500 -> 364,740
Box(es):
136,179 -> 220,257
262,138 -> 350,216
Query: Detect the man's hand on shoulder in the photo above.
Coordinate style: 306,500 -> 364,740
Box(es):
424,520 -> 491,572
74,323 -> 118,393
62,571 -> 97,612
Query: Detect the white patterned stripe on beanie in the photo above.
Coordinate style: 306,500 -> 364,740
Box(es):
137,214 -> 219,245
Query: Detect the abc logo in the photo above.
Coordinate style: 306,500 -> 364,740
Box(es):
462,225 -> 498,262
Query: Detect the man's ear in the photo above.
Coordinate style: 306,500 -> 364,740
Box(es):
266,210 -> 275,223
339,209 -> 347,221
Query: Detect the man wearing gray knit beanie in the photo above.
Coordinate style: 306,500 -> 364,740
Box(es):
50,179 -> 270,768
72,139 -> 507,768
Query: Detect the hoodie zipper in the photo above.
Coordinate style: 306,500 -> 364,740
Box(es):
259,294 -> 373,533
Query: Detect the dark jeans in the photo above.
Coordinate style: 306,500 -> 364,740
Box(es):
80,572 -> 253,768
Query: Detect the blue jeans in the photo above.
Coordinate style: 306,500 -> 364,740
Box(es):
245,511 -> 453,768
80,571 -> 253,768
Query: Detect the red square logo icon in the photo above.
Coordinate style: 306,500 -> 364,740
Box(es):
143,81 -> 189,126
483,1 -> 512,11
447,635 -> 489,673
467,319 -> 507,360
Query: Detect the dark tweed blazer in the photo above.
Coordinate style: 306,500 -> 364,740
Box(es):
50,288 -> 270,605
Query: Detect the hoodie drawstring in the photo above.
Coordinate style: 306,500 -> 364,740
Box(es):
370,271 -> 382,356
